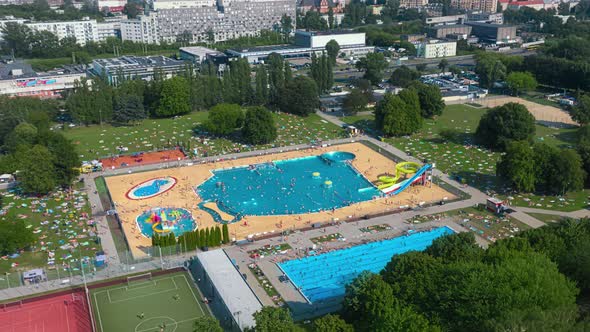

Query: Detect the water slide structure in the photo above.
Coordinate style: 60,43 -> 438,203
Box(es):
377,162 -> 432,195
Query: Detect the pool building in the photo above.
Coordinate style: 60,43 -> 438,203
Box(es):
278,226 -> 455,303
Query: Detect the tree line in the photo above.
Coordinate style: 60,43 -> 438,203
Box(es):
152,224 -> 231,250
249,218 -> 590,331
0,97 -> 79,194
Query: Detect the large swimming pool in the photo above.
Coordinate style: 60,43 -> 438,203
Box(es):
278,226 -> 455,303
197,152 -> 381,217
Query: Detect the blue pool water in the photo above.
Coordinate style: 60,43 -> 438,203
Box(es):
136,207 -> 196,238
133,179 -> 170,198
197,152 -> 381,217
278,226 -> 455,303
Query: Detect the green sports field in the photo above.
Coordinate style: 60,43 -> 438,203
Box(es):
90,272 -> 209,332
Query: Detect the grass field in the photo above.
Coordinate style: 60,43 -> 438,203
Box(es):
526,213 -> 568,224
63,112 -> 344,160
0,182 -> 101,280
342,104 -> 589,211
91,272 -> 209,332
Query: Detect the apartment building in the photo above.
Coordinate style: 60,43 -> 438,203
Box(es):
25,19 -> 99,46
120,13 -> 160,44
450,0 -> 497,14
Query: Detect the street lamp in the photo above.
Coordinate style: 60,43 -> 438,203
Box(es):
233,310 -> 242,329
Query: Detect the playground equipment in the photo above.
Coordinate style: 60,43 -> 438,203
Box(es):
377,162 -> 432,195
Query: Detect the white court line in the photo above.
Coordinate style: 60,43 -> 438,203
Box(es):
106,278 -> 179,304
171,276 -> 178,290
93,292 -> 105,332
180,274 -> 205,317
135,316 -> 201,332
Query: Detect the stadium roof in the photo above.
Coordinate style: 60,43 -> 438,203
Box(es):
197,249 -> 262,331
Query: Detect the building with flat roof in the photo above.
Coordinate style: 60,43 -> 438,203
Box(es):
120,13 -> 160,44
467,11 -> 503,24
416,39 -> 457,58
228,30 -> 373,63
91,56 -> 186,85
450,0 -> 497,14
466,22 -> 518,44
425,14 -> 467,26
25,18 -> 99,46
400,0 -> 428,8
192,249 -> 262,331
0,59 -> 86,98
179,46 -> 225,65
426,24 -> 472,39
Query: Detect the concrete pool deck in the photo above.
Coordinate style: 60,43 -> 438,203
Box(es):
105,142 -> 456,259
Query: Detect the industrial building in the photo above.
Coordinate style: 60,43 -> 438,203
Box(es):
0,59 -> 86,98
191,249 -> 263,331
228,30 -> 374,63
426,24 -> 472,39
416,40 -> 457,58
465,22 -> 518,44
180,46 -> 226,65
91,56 -> 186,85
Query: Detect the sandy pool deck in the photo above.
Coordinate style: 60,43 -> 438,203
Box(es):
105,142 -> 456,258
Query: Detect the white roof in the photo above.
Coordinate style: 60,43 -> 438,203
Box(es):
197,249 -> 262,330
0,174 -> 12,179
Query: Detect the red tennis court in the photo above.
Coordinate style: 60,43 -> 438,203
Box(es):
0,291 -> 92,332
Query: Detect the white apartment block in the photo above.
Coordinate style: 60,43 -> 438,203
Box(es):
97,17 -> 121,41
399,0 -> 428,8
120,13 -> 160,44
25,19 -> 99,46
417,40 -> 457,59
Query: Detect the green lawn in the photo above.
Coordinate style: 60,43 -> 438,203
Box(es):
63,112 -> 345,160
410,206 -> 530,242
0,183 -> 101,279
343,104 -> 588,211
526,213 -> 568,224
91,272 -> 209,332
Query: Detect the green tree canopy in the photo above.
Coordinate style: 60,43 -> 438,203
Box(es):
18,144 -> 57,194
3,122 -> 38,153
356,53 -> 388,85
326,40 -> 340,65
475,53 -> 507,89
408,82 -> 445,118
312,314 -> 353,332
205,103 -> 244,136
375,91 -> 422,136
342,88 -> 369,115
279,76 -> 319,116
506,71 -> 538,96
571,94 -> 590,125
241,106 -> 277,145
252,306 -> 301,332
389,65 -> 420,88
496,140 -> 536,192
156,76 -> 191,117
475,102 -> 536,150
192,317 -> 223,332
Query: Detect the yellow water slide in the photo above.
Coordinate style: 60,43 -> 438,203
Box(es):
376,162 -> 421,190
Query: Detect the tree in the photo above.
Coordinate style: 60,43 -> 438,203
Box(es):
156,76 -> 191,117
415,63 -> 428,72
342,88 -> 369,115
280,76 -> 319,116
0,219 -> 35,255
222,224 -> 230,244
328,7 -> 335,29
506,71 -> 538,96
267,53 -> 285,107
242,106 -> 277,145
192,317 -> 223,332
475,103 -> 536,150
311,53 -> 333,93
425,232 -> 483,262
123,2 -> 140,18
408,82 -> 445,118
41,131 -> 80,187
312,314 -> 354,332
496,140 -> 536,192
112,93 -> 146,124
3,122 -> 37,153
252,306 -> 300,332
374,92 -> 422,136
326,40 -> 340,65
438,58 -> 449,72
389,66 -> 420,88
475,53 -> 507,89
356,53 -> 388,85
254,65 -> 269,105
18,145 -> 56,194
280,14 -> 293,42
552,149 -> 585,195
205,104 -> 244,136
342,272 -> 437,332
571,94 -> 590,124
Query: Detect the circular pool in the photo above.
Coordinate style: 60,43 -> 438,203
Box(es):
126,177 -> 177,200
136,207 -> 196,238
321,151 -> 356,162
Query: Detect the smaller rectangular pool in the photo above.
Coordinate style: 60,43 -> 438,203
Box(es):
278,226 -> 454,303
